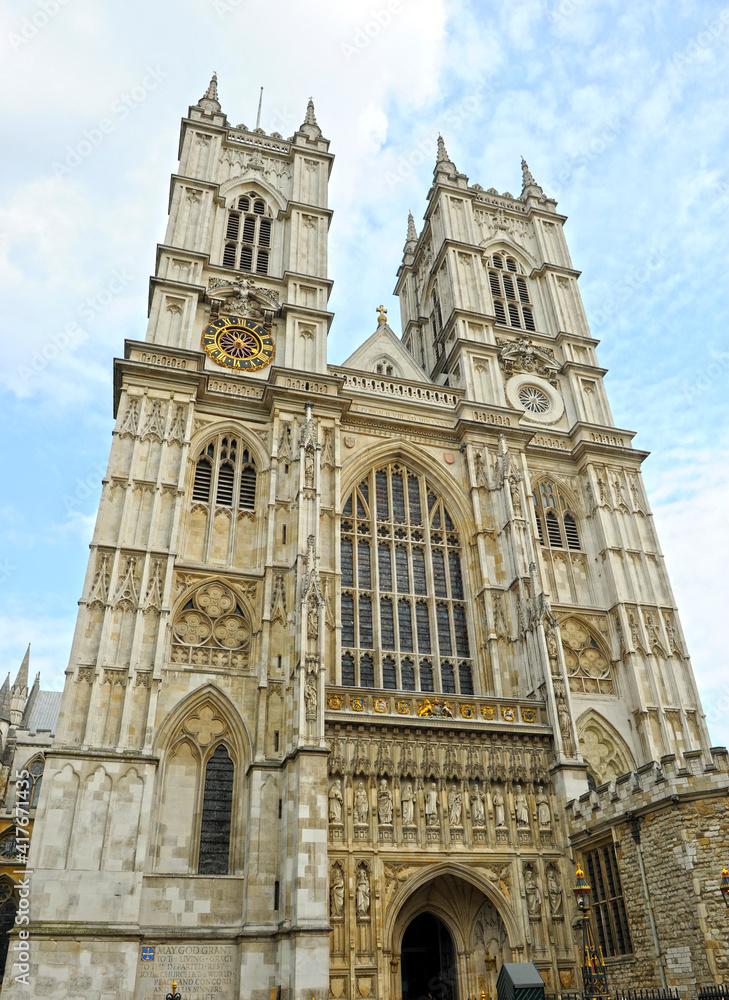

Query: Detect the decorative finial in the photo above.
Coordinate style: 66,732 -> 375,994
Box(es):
377,305 -> 387,324
305,97 -> 318,126
520,156 -> 543,196
436,134 -> 449,164
205,73 -> 218,102
166,978 -> 182,1000
406,211 -> 417,244
198,72 -> 221,114
300,97 -> 322,139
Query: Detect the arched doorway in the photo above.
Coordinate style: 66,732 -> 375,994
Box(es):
401,912 -> 457,1000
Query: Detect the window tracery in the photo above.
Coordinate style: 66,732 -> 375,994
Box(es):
488,253 -> 535,330
561,619 -> 614,695
532,480 -> 581,550
222,192 -> 272,276
171,580 -> 251,670
192,434 -> 257,511
198,742 -> 234,874
340,463 -> 474,694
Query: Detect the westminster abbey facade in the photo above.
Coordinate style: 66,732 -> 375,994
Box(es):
3,77 -> 728,1000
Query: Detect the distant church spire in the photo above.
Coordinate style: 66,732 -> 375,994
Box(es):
9,644 -> 29,726
197,72 -> 222,114
0,673 -> 10,725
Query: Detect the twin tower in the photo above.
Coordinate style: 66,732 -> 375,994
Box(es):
6,75 -> 726,1000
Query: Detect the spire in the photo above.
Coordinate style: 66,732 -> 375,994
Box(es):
434,134 -> 458,178
403,211 -> 418,254
197,71 -> 222,114
0,673 -> 10,724
9,644 -> 29,727
436,134 -> 450,164
300,97 -> 323,140
13,644 -> 29,691
520,156 -> 543,197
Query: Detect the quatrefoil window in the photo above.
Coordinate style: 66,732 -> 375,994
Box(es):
171,581 -> 251,669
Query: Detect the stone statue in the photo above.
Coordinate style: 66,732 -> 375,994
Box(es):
448,786 -> 463,827
547,865 -> 563,918
304,676 -> 317,717
354,781 -> 369,825
470,783 -> 485,826
328,779 -> 343,824
514,784 -> 529,827
401,781 -> 414,826
307,601 -> 319,639
493,789 -> 506,827
425,782 -> 439,826
535,785 -> 551,828
524,865 -> 542,920
377,779 -> 393,825
330,864 -> 344,918
356,867 -> 370,918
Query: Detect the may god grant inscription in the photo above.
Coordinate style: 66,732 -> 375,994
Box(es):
137,943 -> 238,999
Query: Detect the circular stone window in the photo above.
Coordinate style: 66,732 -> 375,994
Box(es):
505,373 -> 565,425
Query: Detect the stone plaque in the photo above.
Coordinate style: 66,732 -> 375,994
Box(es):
136,942 -> 238,1000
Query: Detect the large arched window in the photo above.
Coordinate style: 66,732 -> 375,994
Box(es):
532,480 -> 581,550
0,885 -> 16,984
191,434 -> 257,511
222,192 -> 272,275
340,463 -> 474,694
488,252 -> 535,331
198,743 -> 234,875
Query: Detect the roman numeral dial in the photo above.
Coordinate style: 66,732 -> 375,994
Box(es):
201,317 -> 275,372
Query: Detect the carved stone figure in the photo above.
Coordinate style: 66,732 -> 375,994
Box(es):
535,785 -> 551,828
547,864 -> 563,918
328,779 -> 343,824
524,865 -> 542,920
514,784 -> 529,827
401,781 -> 414,826
493,789 -> 506,827
304,676 -> 317,717
377,779 -> 393,825
330,864 -> 344,918
354,781 -> 369,824
356,867 -> 370,918
448,785 -> 463,827
307,601 -> 319,640
425,782 -> 439,826
470,783 -> 485,826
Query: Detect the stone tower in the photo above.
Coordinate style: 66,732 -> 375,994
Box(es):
6,83 -> 727,1000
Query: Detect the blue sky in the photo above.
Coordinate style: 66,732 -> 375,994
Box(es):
0,0 -> 727,746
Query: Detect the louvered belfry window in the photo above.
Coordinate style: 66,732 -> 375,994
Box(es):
488,253 -> 535,330
340,464 -> 474,694
197,744 -> 234,875
222,193 -> 272,276
191,435 -> 257,511
532,480 -> 581,550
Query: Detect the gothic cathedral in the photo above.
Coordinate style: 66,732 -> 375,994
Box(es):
5,76 -> 728,1000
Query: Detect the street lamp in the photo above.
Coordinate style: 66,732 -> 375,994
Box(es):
165,980 -> 181,1000
572,864 -> 610,1000
720,867 -> 729,909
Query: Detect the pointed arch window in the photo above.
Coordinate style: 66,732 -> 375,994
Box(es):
27,757 -> 44,809
198,743 -> 234,874
532,479 -> 581,550
191,434 -> 257,512
487,253 -> 535,330
339,463 -> 475,694
222,191 -> 273,275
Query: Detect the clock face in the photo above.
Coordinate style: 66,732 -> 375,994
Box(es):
201,317 -> 275,372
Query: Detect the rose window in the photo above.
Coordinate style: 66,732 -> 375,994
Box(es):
562,619 -> 614,695
518,385 -> 550,413
171,580 -> 251,670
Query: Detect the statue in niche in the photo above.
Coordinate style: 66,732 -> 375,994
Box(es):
546,864 -> 563,918
514,784 -> 529,827
304,676 -> 317,717
535,785 -> 551,828
304,448 -> 315,487
328,779 -> 343,824
448,785 -> 463,827
524,865 -> 542,920
377,779 -> 393,825
354,781 -> 369,824
356,867 -> 371,918
425,782 -> 439,826
556,688 -> 574,756
509,478 -> 522,516
307,600 -> 319,640
493,788 -> 506,827
470,783 -> 485,826
401,781 -> 415,826
330,864 -> 344,918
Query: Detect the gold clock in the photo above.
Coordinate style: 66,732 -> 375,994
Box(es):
201,317 -> 275,372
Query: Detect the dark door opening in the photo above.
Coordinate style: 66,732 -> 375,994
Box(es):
401,912 -> 457,1000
